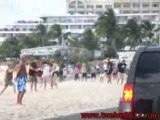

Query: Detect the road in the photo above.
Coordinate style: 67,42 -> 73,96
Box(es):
45,107 -> 118,120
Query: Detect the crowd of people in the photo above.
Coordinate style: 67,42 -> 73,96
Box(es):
0,56 -> 128,105
72,59 -> 127,84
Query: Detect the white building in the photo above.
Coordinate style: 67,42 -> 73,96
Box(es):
0,20 -> 41,42
0,13 -> 160,42
114,0 -> 160,14
0,0 -> 160,43
67,0 -> 113,14
41,14 -> 98,34
67,0 -> 160,14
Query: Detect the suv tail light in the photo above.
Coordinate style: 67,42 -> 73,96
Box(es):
123,84 -> 133,102
122,83 -> 134,112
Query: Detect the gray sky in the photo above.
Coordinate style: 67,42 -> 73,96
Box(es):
0,0 -> 66,26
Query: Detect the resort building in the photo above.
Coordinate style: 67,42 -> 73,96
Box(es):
67,0 -> 160,14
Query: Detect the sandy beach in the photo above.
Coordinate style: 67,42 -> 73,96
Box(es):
0,65 -> 124,120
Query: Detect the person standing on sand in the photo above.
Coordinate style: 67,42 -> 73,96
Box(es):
0,62 -> 16,95
36,60 -> 43,88
50,63 -> 58,89
90,64 -> 97,82
117,60 -> 127,84
81,63 -> 87,81
74,65 -> 80,81
106,59 -> 113,84
99,62 -> 105,83
15,56 -> 27,105
42,61 -> 52,89
112,61 -> 118,81
28,61 -> 38,92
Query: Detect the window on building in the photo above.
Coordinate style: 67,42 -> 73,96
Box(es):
142,11 -> 150,13
132,10 -> 140,13
132,3 -> 140,8
23,28 -> 27,31
83,25 -> 93,29
61,25 -> 69,29
70,25 -> 81,29
78,11 -> 85,14
15,28 -> 19,31
29,28 -> 34,31
142,3 -> 149,8
78,1 -> 83,5
4,28 -> 8,31
105,5 -> 112,9
96,5 -> 103,8
69,1 -> 76,5
69,1 -> 76,8
87,5 -> 94,8
152,3 -> 159,8
69,11 -> 74,14
87,11 -> 94,14
123,10 -> 130,14
152,10 -> 159,13
78,5 -> 84,8
123,3 -> 130,8
114,3 -> 121,8
95,11 -> 103,14
69,5 -> 75,8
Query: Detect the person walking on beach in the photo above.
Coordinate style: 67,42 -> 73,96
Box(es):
90,64 -> 97,82
15,56 -> 27,105
42,61 -> 52,89
117,60 -> 127,84
36,61 -> 43,88
0,62 -> 16,95
96,63 -> 100,77
112,61 -> 118,81
81,63 -> 87,81
106,59 -> 113,84
74,65 -> 80,81
99,62 -> 105,83
50,63 -> 58,89
28,61 -> 38,91
59,64 -> 64,82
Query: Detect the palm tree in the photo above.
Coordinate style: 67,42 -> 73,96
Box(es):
124,18 -> 142,50
48,24 -> 62,45
141,20 -> 155,43
18,35 -> 39,48
114,26 -> 126,51
95,9 -> 117,48
34,24 -> 63,46
35,24 -> 48,46
81,29 -> 99,51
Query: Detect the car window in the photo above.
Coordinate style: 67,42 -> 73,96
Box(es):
135,52 -> 160,83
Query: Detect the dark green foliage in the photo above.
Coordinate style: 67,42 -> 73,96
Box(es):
104,46 -> 118,58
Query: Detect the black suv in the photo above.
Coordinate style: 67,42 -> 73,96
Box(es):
119,46 -> 160,118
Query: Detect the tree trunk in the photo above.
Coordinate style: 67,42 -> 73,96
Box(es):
111,39 -> 116,49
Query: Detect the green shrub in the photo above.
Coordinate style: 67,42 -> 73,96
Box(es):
104,46 -> 118,58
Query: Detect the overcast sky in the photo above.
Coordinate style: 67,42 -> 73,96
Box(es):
0,0 -> 66,26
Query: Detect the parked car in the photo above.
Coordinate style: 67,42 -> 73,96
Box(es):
119,46 -> 160,119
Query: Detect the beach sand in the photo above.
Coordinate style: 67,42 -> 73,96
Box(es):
0,65 -> 124,120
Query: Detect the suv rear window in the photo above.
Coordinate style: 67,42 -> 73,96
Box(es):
135,52 -> 160,83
